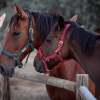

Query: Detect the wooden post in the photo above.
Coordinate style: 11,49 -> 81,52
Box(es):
76,74 -> 89,100
79,86 -> 97,100
13,70 -> 76,92
1,76 -> 11,100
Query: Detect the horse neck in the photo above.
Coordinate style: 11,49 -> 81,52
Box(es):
70,39 -> 100,90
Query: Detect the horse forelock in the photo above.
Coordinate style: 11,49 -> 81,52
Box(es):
9,10 -> 60,42
10,13 -> 19,27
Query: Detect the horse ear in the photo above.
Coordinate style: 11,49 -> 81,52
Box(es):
13,7 -> 17,15
58,16 -> 65,30
70,14 -> 78,22
0,13 -> 6,28
14,4 -> 28,19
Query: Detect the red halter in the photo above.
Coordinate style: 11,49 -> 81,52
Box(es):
38,24 -> 71,74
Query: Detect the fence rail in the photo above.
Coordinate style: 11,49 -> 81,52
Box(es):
13,70 -> 76,92
1,70 -> 97,100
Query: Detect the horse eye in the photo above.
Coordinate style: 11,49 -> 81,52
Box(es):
13,32 -> 20,36
46,38 -> 51,43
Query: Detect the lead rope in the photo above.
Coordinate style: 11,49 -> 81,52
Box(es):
22,53 -> 30,68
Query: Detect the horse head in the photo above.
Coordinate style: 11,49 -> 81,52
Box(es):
0,5 -> 36,77
34,14 -> 78,73
0,4 -> 59,77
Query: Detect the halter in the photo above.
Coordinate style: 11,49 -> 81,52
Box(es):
38,24 -> 71,74
0,11 -> 34,68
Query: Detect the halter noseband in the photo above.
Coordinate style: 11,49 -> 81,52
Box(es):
38,24 -> 71,74
0,11 -> 34,68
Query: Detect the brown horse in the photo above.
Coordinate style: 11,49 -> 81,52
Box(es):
34,15 -> 100,99
0,5 -> 98,99
0,13 -> 11,100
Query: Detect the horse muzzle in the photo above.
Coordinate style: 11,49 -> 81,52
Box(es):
0,65 -> 15,77
33,60 -> 46,73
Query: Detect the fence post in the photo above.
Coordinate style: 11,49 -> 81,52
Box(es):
76,74 -> 88,100
1,76 -> 11,100
79,86 -> 97,100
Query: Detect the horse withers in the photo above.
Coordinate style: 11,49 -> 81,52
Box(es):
34,15 -> 100,99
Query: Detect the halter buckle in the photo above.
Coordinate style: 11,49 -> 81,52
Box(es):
46,69 -> 49,72
58,41 -> 63,47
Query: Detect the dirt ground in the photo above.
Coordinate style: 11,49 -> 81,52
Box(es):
0,52 -> 50,100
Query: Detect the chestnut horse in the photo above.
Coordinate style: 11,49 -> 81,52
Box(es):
34,15 -> 100,99
0,5 -> 98,99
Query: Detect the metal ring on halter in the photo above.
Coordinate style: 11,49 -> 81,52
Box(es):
29,28 -> 33,34
46,69 -> 49,72
42,59 -> 45,62
55,51 -> 61,55
51,70 -> 56,74
47,60 -> 50,62
58,41 -> 63,47
28,41 -> 32,44
14,54 -> 19,60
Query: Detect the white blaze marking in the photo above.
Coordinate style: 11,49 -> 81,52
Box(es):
8,27 -> 10,32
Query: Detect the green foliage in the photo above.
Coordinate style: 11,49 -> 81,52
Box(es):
0,0 -> 100,40
0,0 -> 7,10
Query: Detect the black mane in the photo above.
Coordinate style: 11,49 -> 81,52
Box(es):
67,21 -> 100,56
32,12 -> 60,41
9,10 -> 60,42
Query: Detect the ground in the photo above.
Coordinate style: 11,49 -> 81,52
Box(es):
0,52 -> 50,100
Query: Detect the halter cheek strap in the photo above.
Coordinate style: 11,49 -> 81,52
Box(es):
0,11 -> 34,68
38,24 -> 71,74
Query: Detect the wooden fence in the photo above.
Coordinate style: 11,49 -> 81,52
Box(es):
1,70 -> 97,100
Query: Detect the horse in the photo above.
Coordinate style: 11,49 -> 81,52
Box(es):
0,5 -> 98,99
0,13 -> 6,28
34,15 -> 100,99
0,13 -> 11,100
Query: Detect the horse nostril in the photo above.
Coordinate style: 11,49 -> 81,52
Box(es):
11,68 -> 14,74
34,61 -> 36,67
0,65 -> 4,73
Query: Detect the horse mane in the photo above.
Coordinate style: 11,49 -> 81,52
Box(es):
9,10 -> 60,42
32,12 -> 60,41
67,21 -> 100,56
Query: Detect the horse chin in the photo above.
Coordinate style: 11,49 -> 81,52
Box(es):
1,72 -> 15,77
37,67 -> 46,73
0,64 -> 15,77
0,69 -> 15,77
35,65 -> 46,73
34,61 -> 46,73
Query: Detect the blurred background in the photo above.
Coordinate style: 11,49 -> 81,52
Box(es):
0,0 -> 100,100
0,0 -> 100,45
